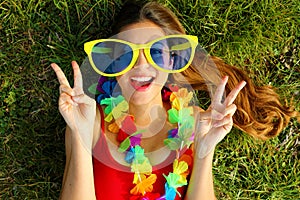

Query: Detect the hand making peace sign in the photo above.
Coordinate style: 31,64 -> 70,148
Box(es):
195,76 -> 247,158
51,61 -> 96,147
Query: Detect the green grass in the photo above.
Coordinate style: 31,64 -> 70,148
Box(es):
1,0 -> 299,199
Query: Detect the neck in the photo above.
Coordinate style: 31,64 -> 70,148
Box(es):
129,101 -> 164,126
128,95 -> 171,139
128,92 -> 164,126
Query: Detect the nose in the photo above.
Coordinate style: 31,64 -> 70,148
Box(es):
134,49 -> 149,67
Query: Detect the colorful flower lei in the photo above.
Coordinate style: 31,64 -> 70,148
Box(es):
90,79 -> 195,200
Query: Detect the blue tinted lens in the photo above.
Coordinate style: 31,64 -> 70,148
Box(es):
91,41 -> 133,74
150,40 -> 169,69
151,37 -> 192,71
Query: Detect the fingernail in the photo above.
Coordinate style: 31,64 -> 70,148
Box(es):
243,81 -> 247,87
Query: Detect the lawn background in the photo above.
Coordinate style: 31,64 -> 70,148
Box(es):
1,0 -> 299,199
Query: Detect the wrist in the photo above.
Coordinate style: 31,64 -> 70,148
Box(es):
195,140 -> 216,160
194,146 -> 215,162
70,129 -> 94,151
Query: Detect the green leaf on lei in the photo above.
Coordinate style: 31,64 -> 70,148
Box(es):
88,83 -> 101,95
164,137 -> 182,150
119,137 -> 131,153
134,145 -> 145,161
118,130 -> 145,153
168,108 -> 179,124
164,173 -> 186,189
131,157 -> 152,174
168,107 -> 194,125
100,95 -> 125,114
178,121 -> 194,138
131,145 -> 152,174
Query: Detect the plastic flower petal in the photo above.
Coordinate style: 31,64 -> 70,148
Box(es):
125,147 -> 135,164
130,134 -> 142,146
109,100 -> 128,122
162,86 -> 172,102
168,84 -> 179,92
93,77 -> 121,103
131,159 -> 152,175
168,107 -> 194,125
108,122 -> 120,133
177,122 -> 194,140
173,159 -> 188,185
134,145 -> 146,161
88,82 -> 101,95
170,95 -> 181,110
102,78 -> 117,94
96,76 -> 109,93
173,159 -> 188,175
119,132 -> 144,152
164,173 -> 185,189
178,153 -> 193,167
130,174 -> 157,195
121,115 -> 137,134
168,108 -> 179,124
168,128 -> 178,138
133,173 -> 146,184
164,183 -> 176,200
170,88 -> 193,110
131,147 -> 152,174
100,95 -> 125,114
119,137 -> 131,152
178,107 -> 194,124
164,137 -> 182,150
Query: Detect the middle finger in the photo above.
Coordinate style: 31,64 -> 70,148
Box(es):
72,61 -> 84,95
212,76 -> 228,106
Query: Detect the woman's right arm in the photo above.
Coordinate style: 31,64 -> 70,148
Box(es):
51,61 -> 97,200
59,126 -> 96,200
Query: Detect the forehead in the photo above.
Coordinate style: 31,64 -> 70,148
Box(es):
115,21 -> 166,43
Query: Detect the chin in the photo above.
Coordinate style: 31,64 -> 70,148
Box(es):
125,86 -> 163,106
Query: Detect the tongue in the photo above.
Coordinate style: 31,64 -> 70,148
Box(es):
131,80 -> 152,90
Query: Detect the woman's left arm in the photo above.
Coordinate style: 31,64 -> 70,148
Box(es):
185,76 -> 246,199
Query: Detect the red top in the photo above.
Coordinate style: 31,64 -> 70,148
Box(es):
92,106 -> 189,200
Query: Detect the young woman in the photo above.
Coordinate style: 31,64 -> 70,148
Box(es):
51,2 -> 298,200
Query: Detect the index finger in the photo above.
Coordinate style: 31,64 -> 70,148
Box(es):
224,80 -> 247,106
51,63 -> 70,87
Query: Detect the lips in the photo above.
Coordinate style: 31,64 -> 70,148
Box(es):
130,76 -> 154,91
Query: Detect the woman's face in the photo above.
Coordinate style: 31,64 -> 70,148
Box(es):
116,20 -> 170,106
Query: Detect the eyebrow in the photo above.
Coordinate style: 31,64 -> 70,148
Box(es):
146,34 -> 165,42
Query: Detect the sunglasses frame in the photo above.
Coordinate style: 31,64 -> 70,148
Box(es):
84,34 -> 198,77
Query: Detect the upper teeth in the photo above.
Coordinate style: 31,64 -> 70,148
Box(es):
131,77 -> 152,82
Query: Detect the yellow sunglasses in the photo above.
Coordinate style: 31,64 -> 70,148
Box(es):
84,35 -> 198,77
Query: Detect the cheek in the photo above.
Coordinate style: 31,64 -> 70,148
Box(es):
116,76 -> 127,91
155,72 -> 169,87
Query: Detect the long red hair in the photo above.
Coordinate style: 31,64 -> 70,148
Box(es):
111,1 -> 299,139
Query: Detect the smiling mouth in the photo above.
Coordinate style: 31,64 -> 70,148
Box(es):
130,76 -> 154,91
